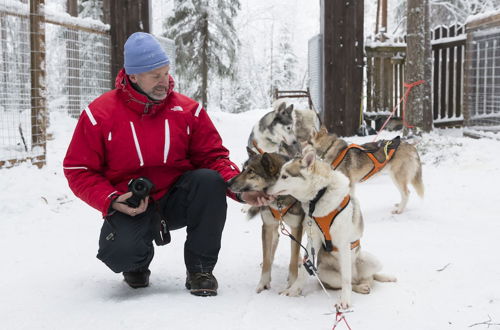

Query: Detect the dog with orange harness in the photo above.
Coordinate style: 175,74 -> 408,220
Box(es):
309,127 -> 424,213
267,146 -> 396,308
227,149 -> 305,294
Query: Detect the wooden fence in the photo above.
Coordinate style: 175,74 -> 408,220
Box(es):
365,24 -> 466,128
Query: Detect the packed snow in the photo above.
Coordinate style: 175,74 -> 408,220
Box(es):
1,108 -> 499,330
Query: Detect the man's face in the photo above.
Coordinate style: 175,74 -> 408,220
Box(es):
129,65 -> 170,100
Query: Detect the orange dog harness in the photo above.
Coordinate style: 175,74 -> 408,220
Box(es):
310,195 -> 357,252
331,137 -> 400,182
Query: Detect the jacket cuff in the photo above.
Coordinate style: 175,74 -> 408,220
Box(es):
102,191 -> 121,218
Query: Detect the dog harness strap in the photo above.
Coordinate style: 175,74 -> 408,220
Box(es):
332,141 -> 399,182
311,195 -> 351,252
308,187 -> 327,217
360,147 -> 396,182
252,139 -> 265,154
331,239 -> 360,252
331,144 -> 365,169
269,203 -> 294,220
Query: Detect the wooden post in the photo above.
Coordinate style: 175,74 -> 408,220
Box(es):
66,0 -> 80,117
381,0 -> 388,32
30,0 -> 47,168
321,0 -> 364,136
108,0 -> 151,84
405,0 -> 432,133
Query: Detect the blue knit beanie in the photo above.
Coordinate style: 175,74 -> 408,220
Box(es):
124,32 -> 170,74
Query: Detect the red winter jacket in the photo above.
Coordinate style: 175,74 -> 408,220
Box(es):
63,69 -> 240,217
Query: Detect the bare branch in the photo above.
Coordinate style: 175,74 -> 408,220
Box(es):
469,315 -> 500,328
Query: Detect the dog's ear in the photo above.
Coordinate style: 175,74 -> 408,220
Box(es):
319,125 -> 328,135
302,148 -> 316,169
276,101 -> 286,113
285,104 -> 294,115
262,153 -> 281,176
247,147 -> 257,158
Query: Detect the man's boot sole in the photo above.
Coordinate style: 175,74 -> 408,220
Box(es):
125,281 -> 149,289
185,283 -> 217,296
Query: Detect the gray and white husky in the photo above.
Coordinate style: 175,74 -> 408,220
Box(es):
247,101 -> 320,154
267,147 -> 395,308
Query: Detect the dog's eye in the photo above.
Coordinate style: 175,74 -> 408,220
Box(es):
281,174 -> 288,179
286,126 -> 291,130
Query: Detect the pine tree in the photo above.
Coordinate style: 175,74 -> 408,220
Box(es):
272,25 -> 298,92
165,0 -> 240,109
79,0 -> 103,21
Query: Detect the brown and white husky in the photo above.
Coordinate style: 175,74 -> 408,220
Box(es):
227,149 -> 304,293
310,127 -> 424,213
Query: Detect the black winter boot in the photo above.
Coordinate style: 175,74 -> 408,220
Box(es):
123,269 -> 151,288
185,272 -> 218,296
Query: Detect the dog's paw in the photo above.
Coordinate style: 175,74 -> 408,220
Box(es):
391,207 -> 403,214
255,281 -> 271,293
279,287 -> 302,297
373,273 -> 397,282
352,283 -> 371,294
336,300 -> 351,310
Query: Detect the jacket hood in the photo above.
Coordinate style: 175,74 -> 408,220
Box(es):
114,68 -> 176,116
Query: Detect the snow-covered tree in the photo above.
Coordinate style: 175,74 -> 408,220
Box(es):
271,24 -> 299,93
164,0 -> 240,109
79,0 -> 103,21
393,0 -> 500,32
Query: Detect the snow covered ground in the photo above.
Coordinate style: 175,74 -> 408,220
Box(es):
1,108 -> 499,330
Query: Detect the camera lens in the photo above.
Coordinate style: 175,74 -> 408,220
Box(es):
135,182 -> 145,191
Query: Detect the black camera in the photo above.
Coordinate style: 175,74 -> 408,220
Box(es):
126,177 -> 154,208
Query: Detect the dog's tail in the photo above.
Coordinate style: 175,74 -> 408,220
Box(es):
240,204 -> 261,220
412,162 -> 425,199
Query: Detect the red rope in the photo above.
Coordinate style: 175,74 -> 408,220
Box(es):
332,311 -> 352,330
372,80 -> 426,142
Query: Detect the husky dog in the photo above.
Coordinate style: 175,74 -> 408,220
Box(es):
227,149 -> 305,293
248,102 -> 298,154
267,147 -> 395,308
310,127 -> 424,213
293,107 -> 321,144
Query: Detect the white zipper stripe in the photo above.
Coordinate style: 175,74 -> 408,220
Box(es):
84,106 -> 97,126
164,119 -> 170,163
195,103 -> 202,117
108,132 -> 112,141
187,125 -> 190,135
129,122 -> 144,167
63,166 -> 88,170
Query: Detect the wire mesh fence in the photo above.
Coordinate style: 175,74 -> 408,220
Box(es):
46,24 -> 111,118
0,2 -> 36,168
465,21 -> 500,132
0,0 -> 111,168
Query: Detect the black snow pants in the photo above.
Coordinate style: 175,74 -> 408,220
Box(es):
96,169 -> 228,274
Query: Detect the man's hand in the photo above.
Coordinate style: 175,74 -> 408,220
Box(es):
112,192 -> 149,217
240,191 -> 275,207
